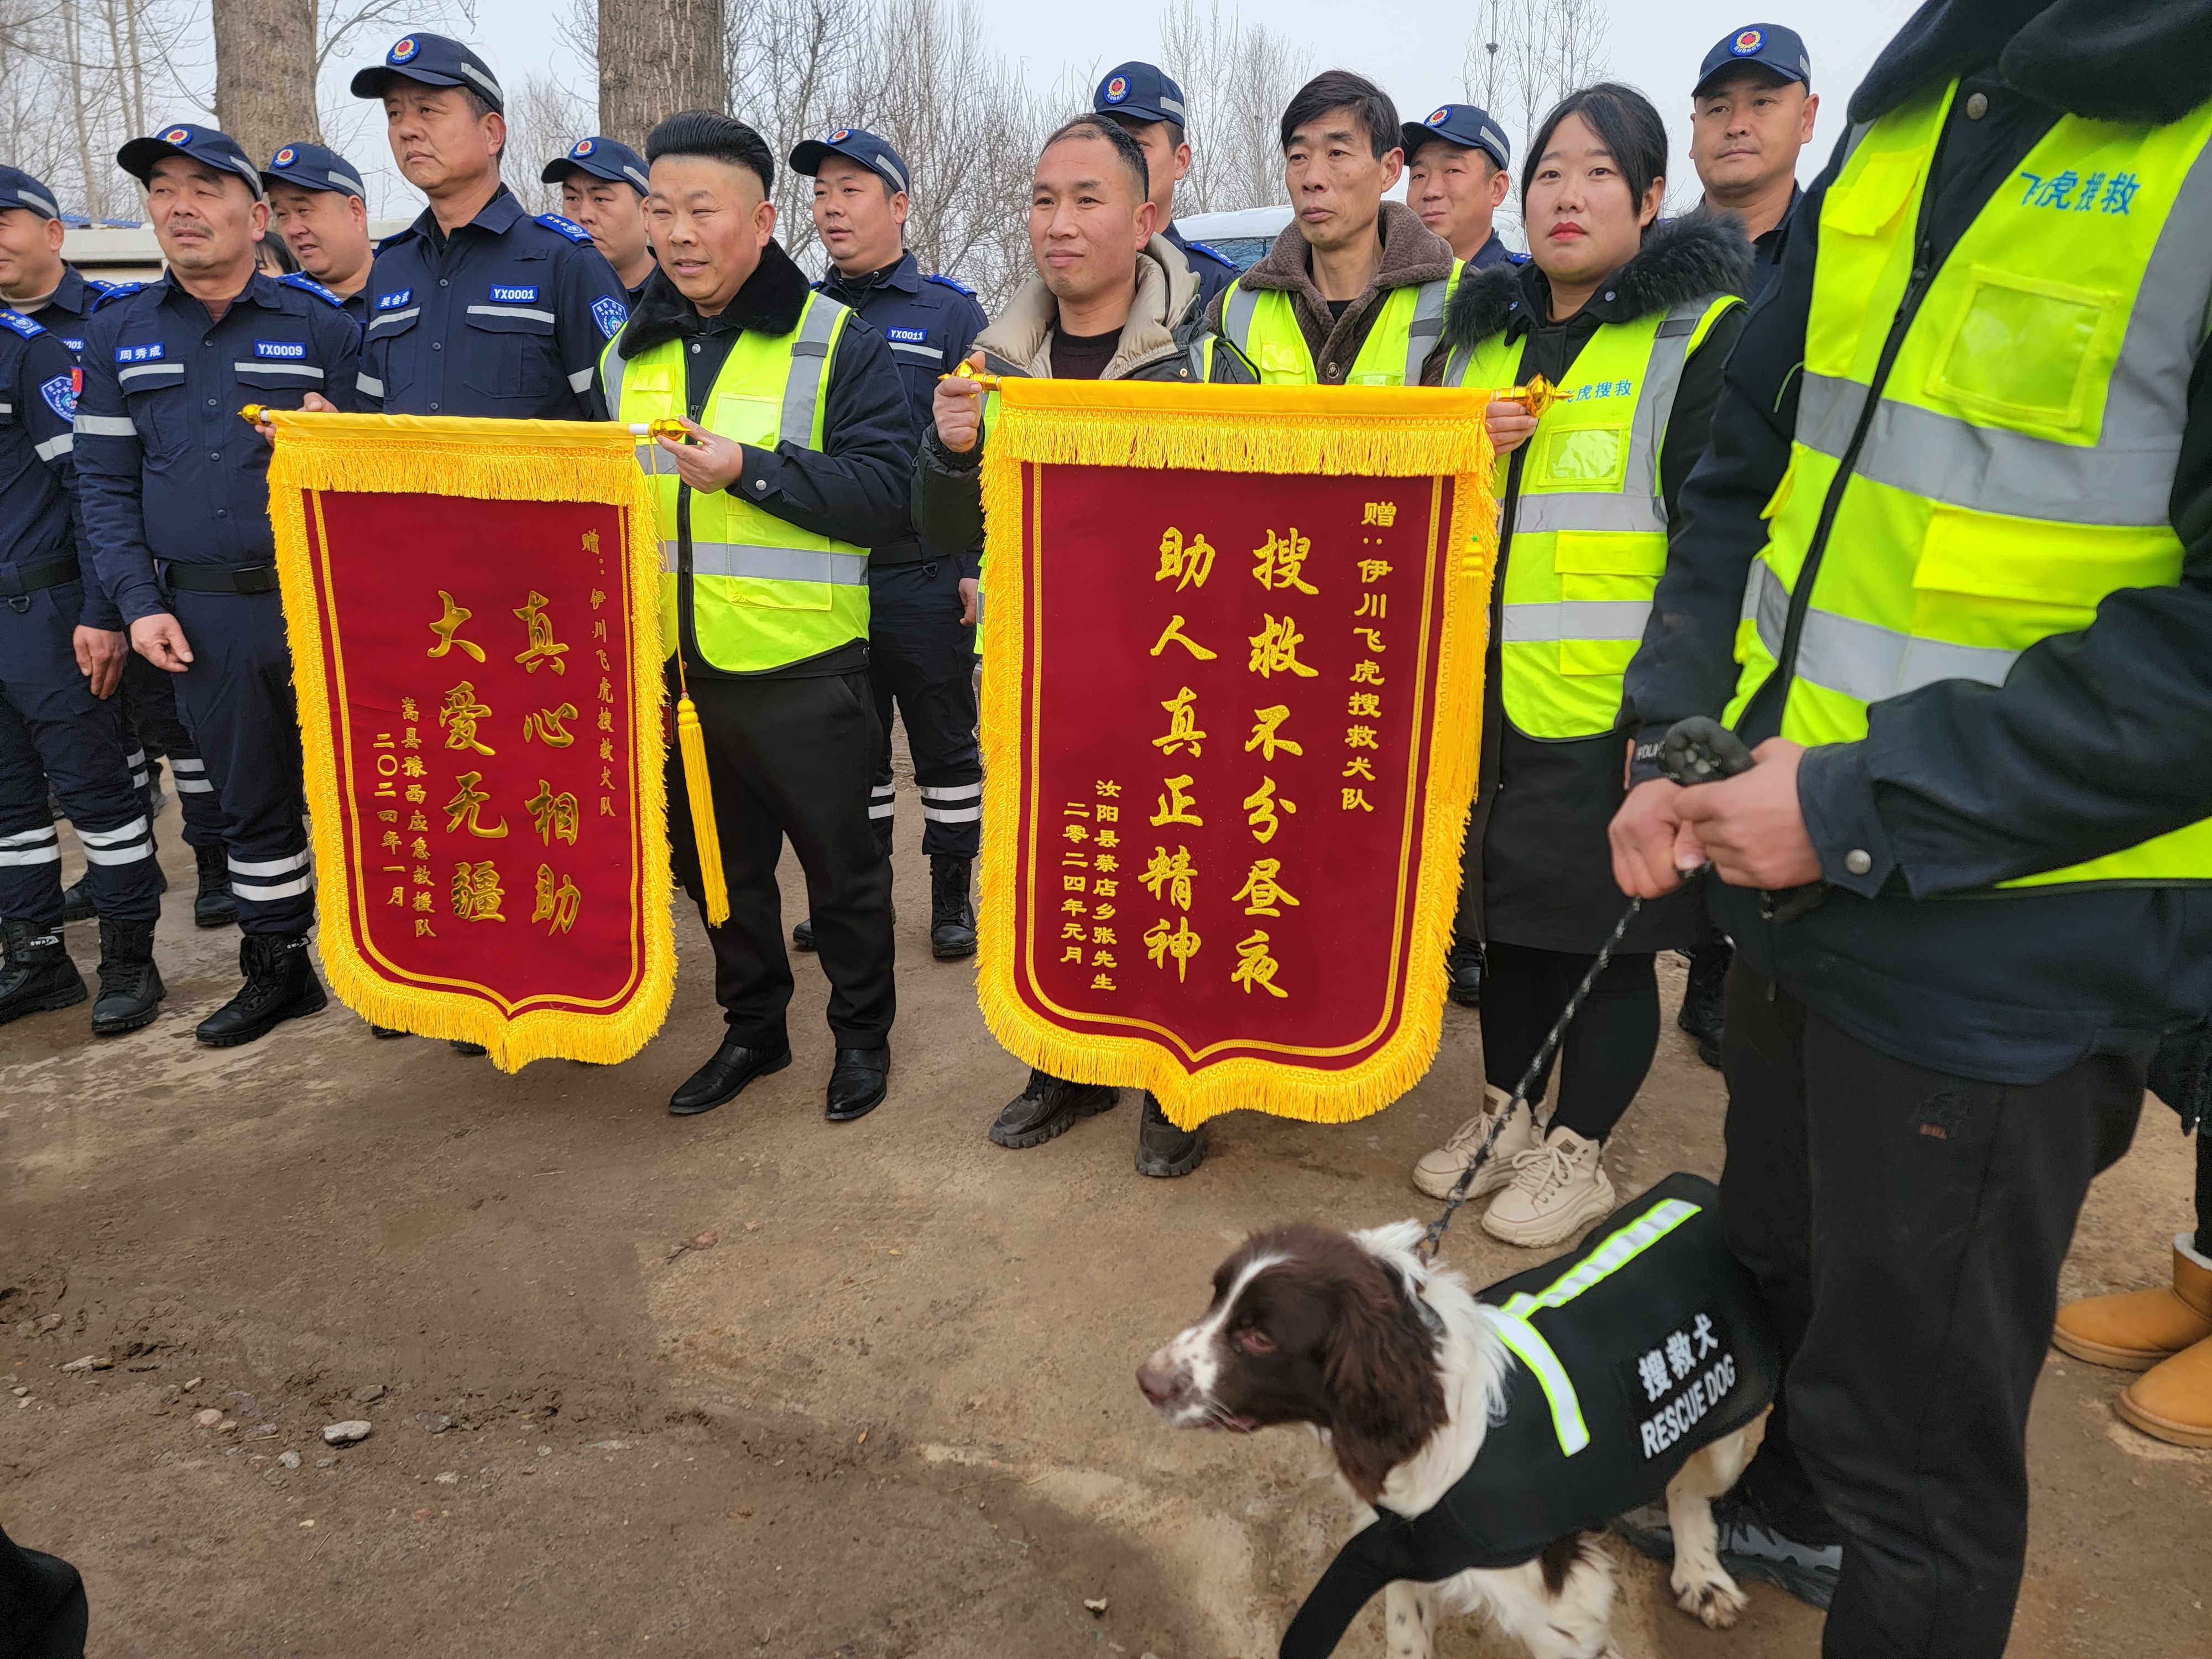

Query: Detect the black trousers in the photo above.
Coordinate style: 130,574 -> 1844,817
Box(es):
118,649 -> 224,848
0,1519 -> 87,1659
1478,941 -> 1658,1141
667,670 -> 894,1050
1720,963 -> 2144,1659
866,562 -> 980,859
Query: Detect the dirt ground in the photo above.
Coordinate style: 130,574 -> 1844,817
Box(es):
4,770 -> 2208,1659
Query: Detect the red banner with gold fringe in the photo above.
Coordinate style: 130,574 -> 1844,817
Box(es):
977,380 -> 1501,1128
264,413 -> 674,1070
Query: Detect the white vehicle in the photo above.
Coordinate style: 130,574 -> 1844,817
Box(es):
1173,205 -> 1291,272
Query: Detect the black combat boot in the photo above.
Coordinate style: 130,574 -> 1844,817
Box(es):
91,918 -> 165,1035
930,855 -> 976,960
0,918 -> 86,1025
1445,936 -> 1484,1008
195,933 -> 326,1046
1677,935 -> 1731,1070
192,842 -> 237,928
1135,1092 -> 1207,1178
61,874 -> 95,924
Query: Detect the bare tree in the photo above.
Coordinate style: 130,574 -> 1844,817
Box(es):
1155,0 -> 1309,214
500,71 -> 595,213
1461,0 -> 1610,240
599,0 -> 725,148
1,0 -> 202,219
213,0 -> 320,162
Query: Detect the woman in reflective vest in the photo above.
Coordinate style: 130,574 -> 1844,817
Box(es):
1408,84 -> 1750,1247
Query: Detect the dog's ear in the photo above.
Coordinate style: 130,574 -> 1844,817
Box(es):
1321,1259 -> 1448,1501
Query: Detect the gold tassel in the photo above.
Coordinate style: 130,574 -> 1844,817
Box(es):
674,685 -> 729,927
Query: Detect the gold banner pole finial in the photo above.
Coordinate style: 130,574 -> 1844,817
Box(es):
1510,377 -> 1559,419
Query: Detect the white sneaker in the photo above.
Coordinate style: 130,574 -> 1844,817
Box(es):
1412,1085 -> 1541,1199
1481,1126 -> 1618,1248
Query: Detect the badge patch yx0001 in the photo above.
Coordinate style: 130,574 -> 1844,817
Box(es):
258,409 -> 675,1069
973,378 -> 1506,1127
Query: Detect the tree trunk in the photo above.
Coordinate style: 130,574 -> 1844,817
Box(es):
599,0 -> 727,150
211,0 -> 319,169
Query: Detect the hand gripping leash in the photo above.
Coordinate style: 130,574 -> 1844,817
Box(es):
1416,718 -> 1754,1263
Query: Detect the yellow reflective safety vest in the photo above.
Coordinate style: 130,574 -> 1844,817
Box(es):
1446,294 -> 1741,737
1727,84 -> 2212,888
1219,263 -> 1460,386
600,293 -> 870,674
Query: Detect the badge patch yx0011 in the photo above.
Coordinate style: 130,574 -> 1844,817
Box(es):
257,408 -> 675,1069
973,378 -> 1507,1127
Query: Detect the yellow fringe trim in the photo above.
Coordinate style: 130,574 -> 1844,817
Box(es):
973,388 -> 1501,1128
263,411 -> 675,1073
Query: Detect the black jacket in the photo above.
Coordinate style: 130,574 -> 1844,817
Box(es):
1439,214 -> 1751,953
1621,0 -> 2212,1081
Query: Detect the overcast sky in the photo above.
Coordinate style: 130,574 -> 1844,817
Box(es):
326,1 -> 1927,219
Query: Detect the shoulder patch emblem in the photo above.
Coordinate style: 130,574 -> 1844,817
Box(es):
0,310 -> 43,338
1185,239 -> 1233,265
39,373 -> 76,420
279,272 -> 344,306
88,280 -> 143,309
591,295 -> 629,340
535,212 -> 595,245
925,273 -> 975,297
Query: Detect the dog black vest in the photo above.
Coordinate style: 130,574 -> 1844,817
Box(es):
1280,1173 -> 1778,1659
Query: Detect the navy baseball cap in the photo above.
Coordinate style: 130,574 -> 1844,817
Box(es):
0,165 -> 61,219
1404,103 -> 1511,171
349,33 -> 505,112
262,141 -> 367,200
542,135 -> 649,195
787,127 -> 910,194
1093,61 -> 1187,126
1694,23 -> 1812,97
116,123 -> 264,197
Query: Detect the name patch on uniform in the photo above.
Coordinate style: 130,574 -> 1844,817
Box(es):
116,342 -> 164,363
39,373 -> 76,420
1621,1304 -> 1739,1460
377,288 -> 413,310
255,340 -> 309,359
591,295 -> 629,340
489,284 -> 540,305
61,336 -> 84,354
885,327 -> 928,344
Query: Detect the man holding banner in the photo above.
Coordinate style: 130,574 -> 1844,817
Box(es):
915,112 -> 1254,1176
604,110 -> 915,1123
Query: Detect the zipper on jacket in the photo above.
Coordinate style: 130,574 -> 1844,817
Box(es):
1760,111 -> 1959,721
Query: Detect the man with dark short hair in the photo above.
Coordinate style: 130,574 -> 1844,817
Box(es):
791,125 -> 988,962
263,142 -> 377,325
1211,70 -> 1457,387
1404,103 -> 1524,271
1093,60 -> 1239,310
542,135 -> 656,302
603,109 -> 914,1124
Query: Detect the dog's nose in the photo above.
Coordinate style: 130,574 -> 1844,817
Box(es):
1136,1353 -> 1176,1405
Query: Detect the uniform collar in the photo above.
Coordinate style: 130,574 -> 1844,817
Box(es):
817,250 -> 919,301
43,265 -> 95,318
156,268 -> 290,312
406,181 -> 525,244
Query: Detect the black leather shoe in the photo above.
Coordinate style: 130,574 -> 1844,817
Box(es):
791,917 -> 816,951
192,842 -> 237,928
195,933 -> 325,1046
669,1039 -> 792,1116
929,855 -> 977,960
369,1024 -> 408,1039
825,1046 -> 889,1121
90,918 -> 165,1035
1135,1092 -> 1207,1178
988,1068 -> 1119,1148
1677,937 -> 1731,1070
1445,938 -> 1484,1008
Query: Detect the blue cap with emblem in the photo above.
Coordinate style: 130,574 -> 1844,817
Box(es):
541,134 -> 650,196
1092,61 -> 1187,127
0,165 -> 62,220
1402,103 -> 1511,171
261,140 -> 368,200
1694,23 -> 1811,97
116,123 -> 265,197
348,32 -> 505,113
786,127 -> 910,195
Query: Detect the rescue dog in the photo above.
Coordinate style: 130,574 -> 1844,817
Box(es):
1137,1218 -> 1767,1659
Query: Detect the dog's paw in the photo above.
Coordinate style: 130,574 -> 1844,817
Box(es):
1672,1568 -> 1748,1630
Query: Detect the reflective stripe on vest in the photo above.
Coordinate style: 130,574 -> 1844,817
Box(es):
1449,294 -> 1738,738
1727,85 -> 2212,889
1220,262 -> 1461,386
601,294 -> 869,674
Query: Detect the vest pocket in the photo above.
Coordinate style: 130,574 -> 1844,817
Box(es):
1823,150 -> 1920,238
1554,531 -> 1665,676
714,392 -> 784,448
1926,265 -> 2121,434
1535,421 -> 1630,490
1910,502 -> 2177,645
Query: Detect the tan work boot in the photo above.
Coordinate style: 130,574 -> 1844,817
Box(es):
1481,1126 -> 1618,1248
2117,1327 -> 2212,1448
2052,1233 -> 2212,1370
1412,1085 -> 1541,1200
